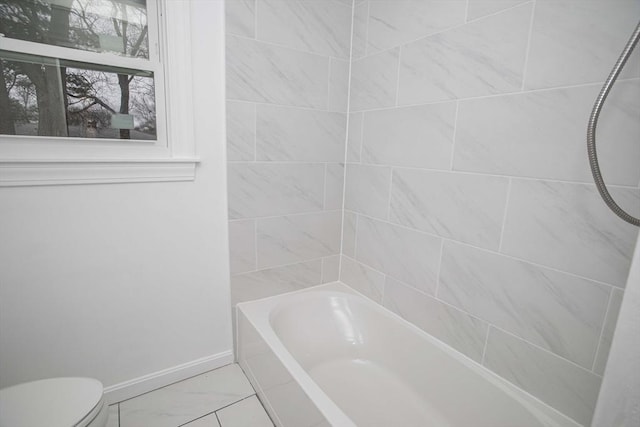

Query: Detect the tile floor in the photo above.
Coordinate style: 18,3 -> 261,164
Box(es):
106,364 -> 273,427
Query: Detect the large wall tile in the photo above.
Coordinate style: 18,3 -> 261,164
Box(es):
229,219 -> 256,274
256,105 -> 346,162
256,211 -> 342,268
321,255 -> 340,283
352,1 -> 369,59
361,103 -> 455,169
356,216 -> 441,294
228,163 -> 325,219
344,164 -> 391,219
390,169 -> 508,249
230,260 -> 322,305
340,255 -> 385,303
227,101 -> 255,161
257,0 -> 352,58
526,1 -> 640,89
226,0 -> 256,37
342,211 -> 357,258
383,276 -> 488,362
439,242 -> 610,368
501,180 -> 640,287
454,80 -> 640,185
466,0 -> 528,21
593,288 -> 624,375
367,0 -> 466,53
484,328 -> 602,426
329,58 -> 350,112
227,35 -> 329,109
350,48 -> 400,111
397,4 -> 530,104
347,113 -> 363,162
324,163 -> 345,211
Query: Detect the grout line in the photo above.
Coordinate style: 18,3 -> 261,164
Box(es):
215,411 -> 223,427
449,100 -> 460,171
434,239 -> 445,298
480,326 -> 491,365
520,1 -> 537,90
337,0 -> 357,286
347,77 -> 640,114
363,0 -> 370,57
590,288 -> 614,372
358,112 -> 365,161
497,178 -> 513,253
348,209 -> 625,289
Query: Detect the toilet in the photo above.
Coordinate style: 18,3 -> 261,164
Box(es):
0,377 -> 108,427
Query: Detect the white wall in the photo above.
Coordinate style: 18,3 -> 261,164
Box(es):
592,232 -> 640,427
0,0 -> 231,402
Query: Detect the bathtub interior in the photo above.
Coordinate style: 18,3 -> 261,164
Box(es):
237,282 -> 582,427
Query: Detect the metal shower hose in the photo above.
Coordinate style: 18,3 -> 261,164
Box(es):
587,20 -> 640,226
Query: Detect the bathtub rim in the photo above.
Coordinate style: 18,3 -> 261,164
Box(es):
236,281 -> 583,427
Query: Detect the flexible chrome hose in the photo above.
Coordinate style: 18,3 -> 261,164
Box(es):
587,20 -> 640,226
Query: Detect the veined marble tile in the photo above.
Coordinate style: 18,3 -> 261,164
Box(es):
226,35 -> 329,109
321,255 -> 340,283
361,102 -> 455,169
329,58 -> 350,112
342,210 -> 357,258
226,0 -> 255,37
397,4 -> 530,104
256,105 -> 346,162
227,163 -> 324,219
350,48 -> 400,111
229,219 -> 257,274
526,1 -> 640,90
355,216 -> 441,294
352,1 -> 369,59
119,365 -> 254,427
256,211 -> 342,268
367,0 -> 466,53
466,0 -> 528,21
347,112 -> 364,162
324,163 -> 345,211
484,328 -> 602,426
593,287 -> 624,375
389,169 -> 508,249
454,80 -> 640,186
383,276 -> 488,362
184,413 -> 221,427
340,255 -> 385,303
501,180 -> 640,287
344,164 -> 391,219
256,0 -> 351,59
217,396 -> 273,427
107,405 -> 119,427
439,241 -> 611,368
231,259 -> 322,305
227,101 -> 255,161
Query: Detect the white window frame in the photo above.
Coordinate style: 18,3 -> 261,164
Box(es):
0,0 -> 199,186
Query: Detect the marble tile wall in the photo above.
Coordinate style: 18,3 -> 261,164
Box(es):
225,0 -> 352,305
340,1 -> 640,425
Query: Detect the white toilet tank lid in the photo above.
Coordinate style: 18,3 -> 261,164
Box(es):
0,377 -> 104,427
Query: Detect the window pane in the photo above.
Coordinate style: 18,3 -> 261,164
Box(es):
0,0 -> 149,59
0,50 -> 156,139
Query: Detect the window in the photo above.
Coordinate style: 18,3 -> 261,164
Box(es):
0,0 -> 198,186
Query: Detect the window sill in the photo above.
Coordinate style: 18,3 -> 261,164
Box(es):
0,158 -> 199,187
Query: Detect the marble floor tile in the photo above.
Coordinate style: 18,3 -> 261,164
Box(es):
183,413 -> 221,427
119,364 -> 254,427
217,396 -> 274,427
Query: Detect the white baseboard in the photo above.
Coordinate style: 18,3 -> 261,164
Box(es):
103,350 -> 234,404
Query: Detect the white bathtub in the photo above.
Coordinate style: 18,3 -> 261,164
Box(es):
236,283 -> 581,427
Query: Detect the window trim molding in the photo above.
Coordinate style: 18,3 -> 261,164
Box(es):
0,0 -> 199,186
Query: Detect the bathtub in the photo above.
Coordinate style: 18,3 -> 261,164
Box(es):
236,282 -> 580,427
